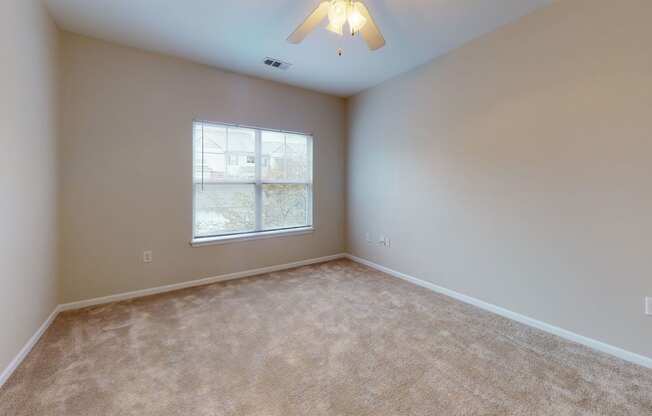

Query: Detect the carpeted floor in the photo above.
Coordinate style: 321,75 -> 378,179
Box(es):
1,259 -> 651,415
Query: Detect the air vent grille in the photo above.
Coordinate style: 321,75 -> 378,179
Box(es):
263,57 -> 292,70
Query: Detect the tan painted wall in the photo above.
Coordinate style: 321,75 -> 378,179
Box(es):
347,0 -> 652,358
59,33 -> 346,303
0,1 -> 60,372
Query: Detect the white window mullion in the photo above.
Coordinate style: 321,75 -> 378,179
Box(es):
283,134 -> 288,180
254,129 -> 263,231
307,183 -> 313,227
306,136 -> 314,227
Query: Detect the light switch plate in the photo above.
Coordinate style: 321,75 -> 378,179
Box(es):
646,297 -> 652,316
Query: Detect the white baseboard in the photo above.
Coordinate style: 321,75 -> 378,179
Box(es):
4,251 -> 649,391
344,254 -> 652,370
58,253 -> 346,312
0,307 -> 60,387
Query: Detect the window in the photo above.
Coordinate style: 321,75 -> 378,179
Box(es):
192,121 -> 313,243
228,154 -> 239,166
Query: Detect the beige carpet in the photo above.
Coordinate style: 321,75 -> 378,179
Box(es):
1,259 -> 651,415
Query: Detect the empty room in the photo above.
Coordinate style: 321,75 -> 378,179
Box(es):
2,0 -> 652,414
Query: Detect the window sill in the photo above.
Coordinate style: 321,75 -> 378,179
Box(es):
190,227 -> 314,247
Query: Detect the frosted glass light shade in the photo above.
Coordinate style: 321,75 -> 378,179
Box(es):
348,3 -> 367,34
326,0 -> 367,36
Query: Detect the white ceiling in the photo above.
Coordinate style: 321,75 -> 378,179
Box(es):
45,0 -> 552,97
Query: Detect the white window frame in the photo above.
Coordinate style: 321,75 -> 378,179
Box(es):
191,120 -> 315,246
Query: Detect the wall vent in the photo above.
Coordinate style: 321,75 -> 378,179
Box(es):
263,57 -> 292,70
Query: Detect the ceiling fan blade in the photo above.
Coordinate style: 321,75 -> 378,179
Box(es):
287,1 -> 331,44
356,2 -> 385,50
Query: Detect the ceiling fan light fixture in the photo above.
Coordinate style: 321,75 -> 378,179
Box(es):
287,0 -> 385,51
326,0 -> 366,37
347,3 -> 367,34
327,0 -> 348,35
326,21 -> 344,35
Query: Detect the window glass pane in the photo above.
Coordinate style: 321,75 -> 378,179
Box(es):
194,123 -> 227,183
193,124 -> 255,182
262,184 -> 311,230
261,132 -> 311,182
194,184 -> 255,237
285,134 -> 311,182
225,128 -> 255,181
261,131 -> 285,181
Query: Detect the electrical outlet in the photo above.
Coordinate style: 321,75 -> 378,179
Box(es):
646,297 -> 652,316
143,250 -> 153,263
377,235 -> 391,247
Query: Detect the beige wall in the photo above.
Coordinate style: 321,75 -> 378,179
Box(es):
347,0 -> 652,358
0,1 -> 60,372
59,33 -> 346,303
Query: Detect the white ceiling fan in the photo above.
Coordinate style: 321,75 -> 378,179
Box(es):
288,0 -> 386,51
